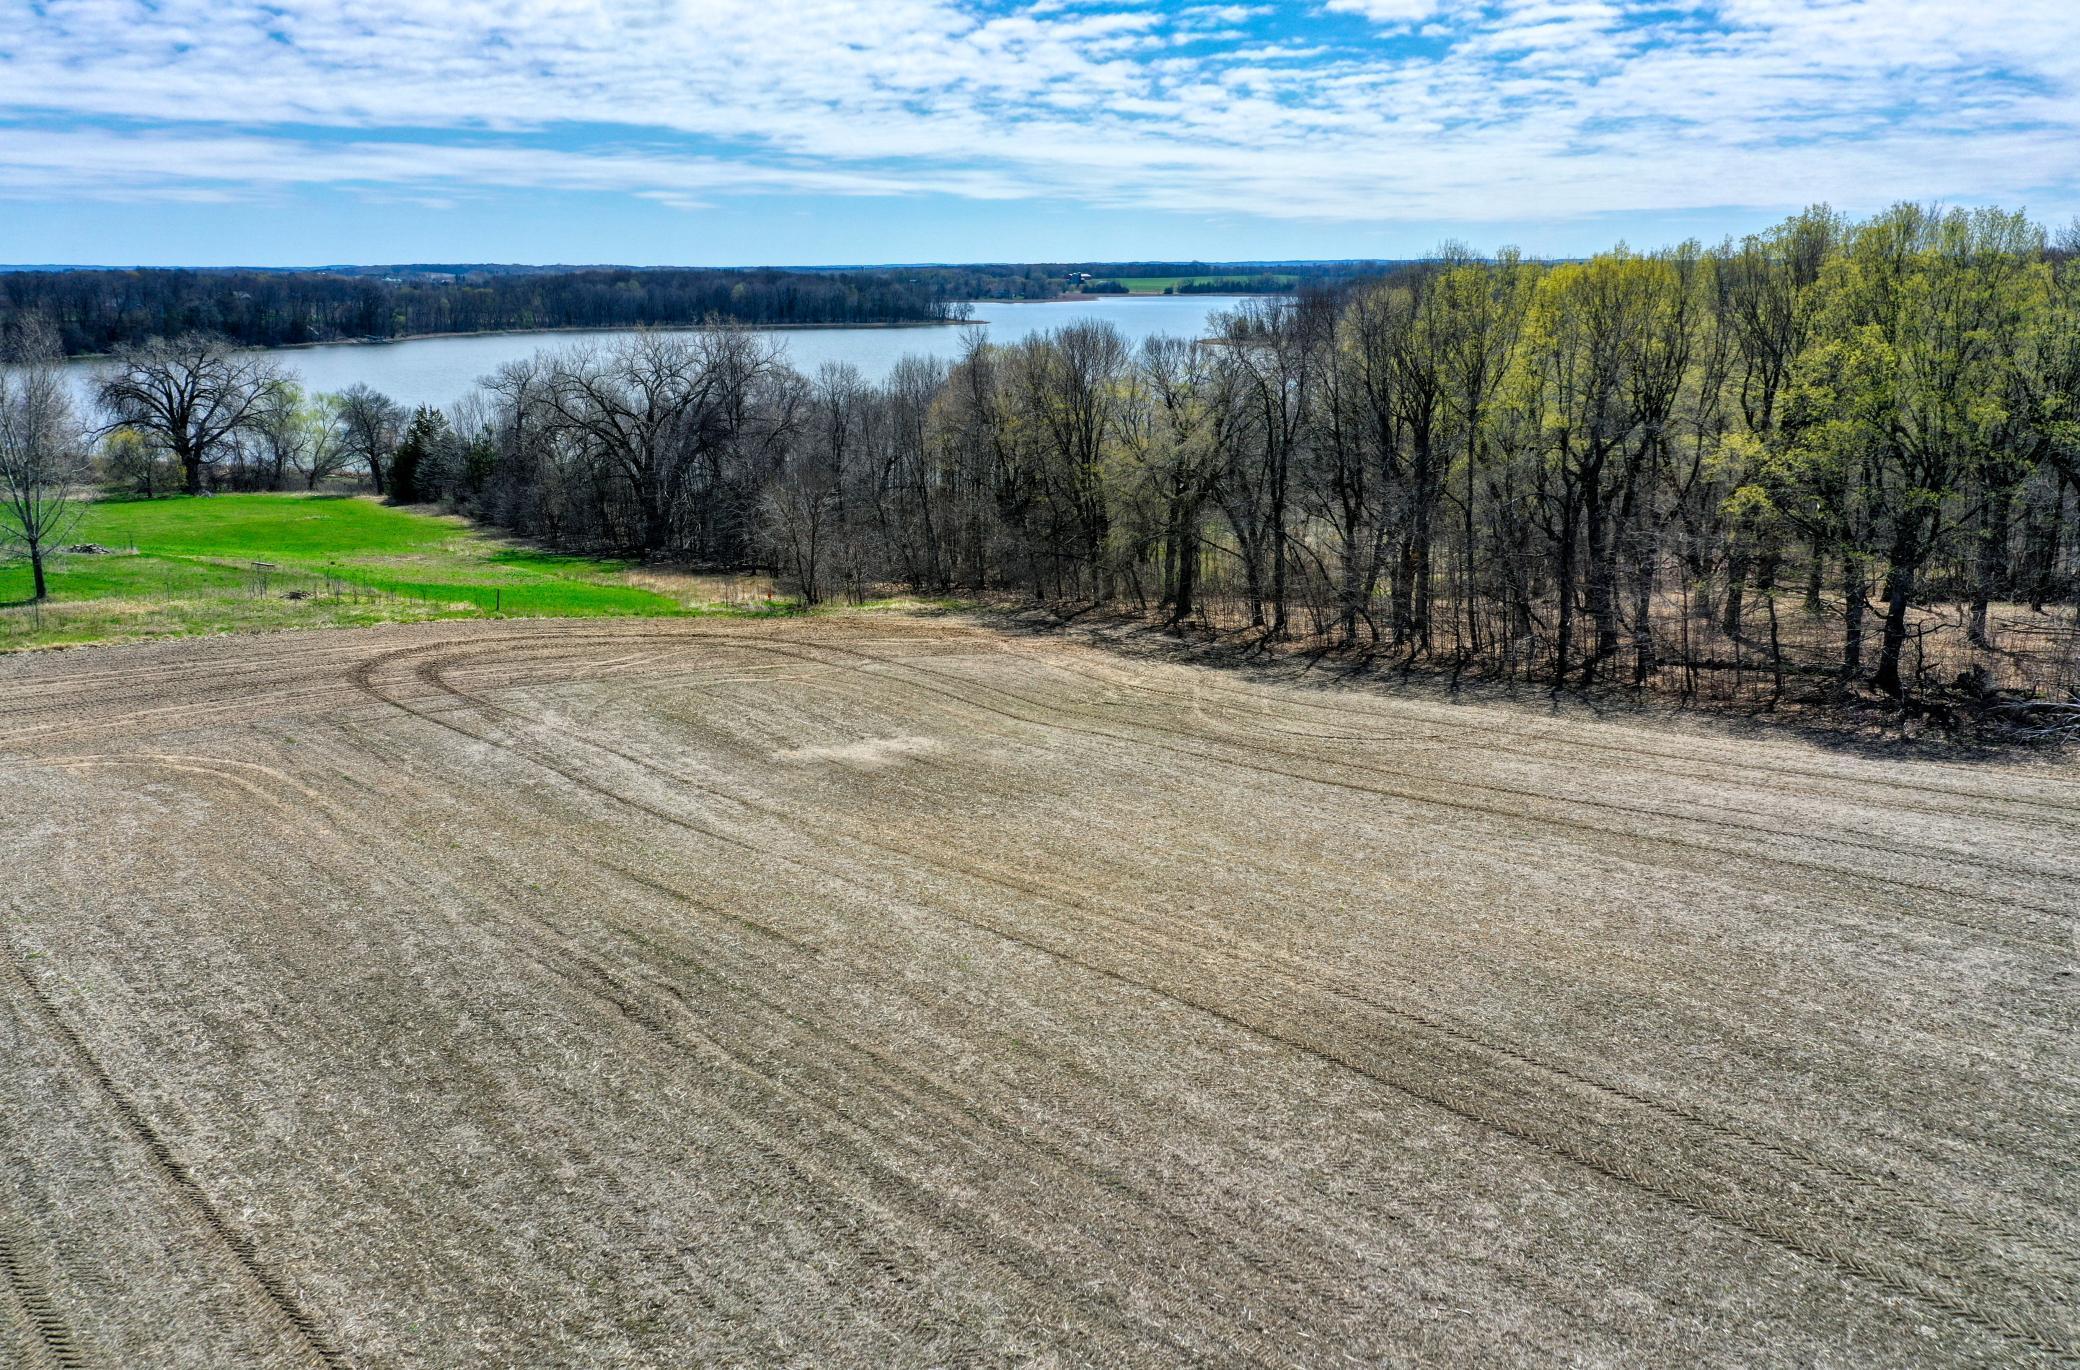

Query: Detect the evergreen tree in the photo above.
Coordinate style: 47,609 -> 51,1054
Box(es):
390,405 -> 452,505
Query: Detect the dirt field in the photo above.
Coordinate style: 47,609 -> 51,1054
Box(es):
1,612 -> 2074,1367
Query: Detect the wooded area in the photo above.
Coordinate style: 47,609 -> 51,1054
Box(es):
0,265 -> 986,354
32,203 -> 2080,715
440,205 -> 2080,711
0,261 -> 1394,355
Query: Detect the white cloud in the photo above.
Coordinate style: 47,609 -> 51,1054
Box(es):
0,0 -> 2076,226
1323,0 -> 1446,24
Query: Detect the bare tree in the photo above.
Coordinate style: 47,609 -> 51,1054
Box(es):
539,327 -> 789,556
95,334 -> 283,495
333,384 -> 405,496
761,480 -> 838,605
1129,335 -> 1235,624
810,362 -> 867,497
1016,321 -> 1132,600
1212,298 -> 1322,634
0,318 -> 89,601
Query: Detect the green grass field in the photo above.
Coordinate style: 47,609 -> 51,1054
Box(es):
1101,274 -> 1299,295
1,494 -> 787,651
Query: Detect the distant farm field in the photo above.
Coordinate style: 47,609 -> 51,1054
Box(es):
0,494 -> 784,650
1102,273 -> 1298,294
2,612 -> 2074,1366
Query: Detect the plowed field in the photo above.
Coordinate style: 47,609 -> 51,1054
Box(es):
2,614 -> 2074,1367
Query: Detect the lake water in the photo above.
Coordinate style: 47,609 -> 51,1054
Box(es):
66,295 -> 1253,412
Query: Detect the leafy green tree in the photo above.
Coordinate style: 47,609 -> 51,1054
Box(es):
1782,205 -> 2047,695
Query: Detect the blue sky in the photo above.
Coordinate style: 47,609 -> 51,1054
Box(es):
3,0 -> 2077,267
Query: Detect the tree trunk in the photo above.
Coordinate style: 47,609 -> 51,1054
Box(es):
1268,521 -> 1288,637
1721,550 -> 1749,641
634,460 -> 673,555
1842,560 -> 1867,680
1553,484 -> 1579,687
1390,538 -> 1414,647
1341,538 -> 1363,647
1757,549 -> 1784,701
1583,471 -> 1618,682
1873,559 -> 1915,698
1968,486 -> 2012,649
1412,491 -> 1436,654
1172,524 -> 1198,624
1233,520 -> 1266,628
1631,545 -> 1655,686
1462,426 -> 1482,657
1409,429 -> 1437,654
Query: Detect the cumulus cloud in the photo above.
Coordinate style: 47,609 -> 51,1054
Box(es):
0,0 -> 2075,224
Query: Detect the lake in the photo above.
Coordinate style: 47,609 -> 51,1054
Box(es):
66,294 -> 1255,412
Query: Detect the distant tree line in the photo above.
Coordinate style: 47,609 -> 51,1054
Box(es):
1085,276 -> 1302,295
30,204 -> 2080,711
0,266 -> 988,355
1060,260 -> 1393,285
0,260 -> 1399,357
1172,275 -> 1296,294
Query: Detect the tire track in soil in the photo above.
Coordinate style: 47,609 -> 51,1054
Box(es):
805,635 -> 2080,1266
158,759 -> 842,1366
17,621 -> 2072,1361
422,626 -> 2075,956
376,632 -> 2080,1130
397,631 -> 2080,1263
1024,645 -> 2080,859
1008,627 -> 2080,816
0,639 -> 391,746
860,639 -> 2080,916
351,630 -> 2074,1363
419,823 -> 1628,1355
276,683 -> 1290,1365
397,623 -> 2071,1139
331,774 -> 1086,1353
34,642 -> 2067,966
0,944 -> 349,1370
29,752 -> 925,1367
856,646 -> 2080,951
882,836 -> 2078,1290
314,676 -> 1663,1357
0,1215 -> 86,1370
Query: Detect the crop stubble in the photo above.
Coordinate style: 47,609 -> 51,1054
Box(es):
0,614 -> 2074,1366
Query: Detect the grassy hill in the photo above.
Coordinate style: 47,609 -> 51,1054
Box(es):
1,493 -> 785,650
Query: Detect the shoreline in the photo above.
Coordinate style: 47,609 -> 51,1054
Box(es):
58,316 -> 980,361
58,295 -> 1269,362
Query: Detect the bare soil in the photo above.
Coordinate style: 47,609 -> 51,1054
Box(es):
1,612 -> 2074,1368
